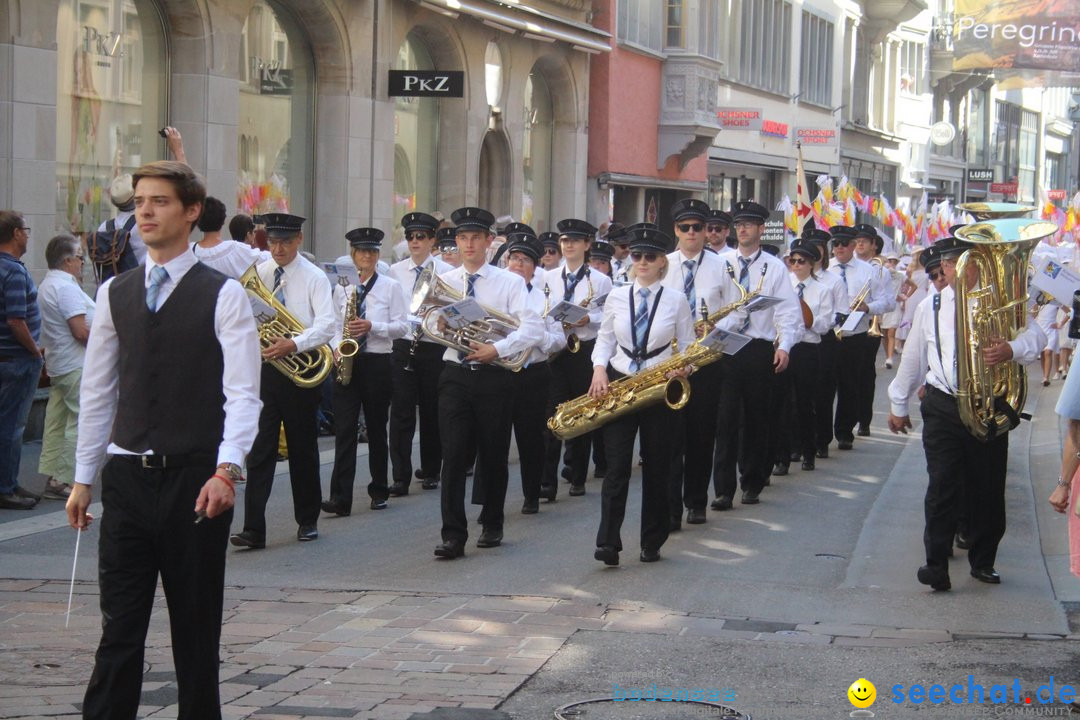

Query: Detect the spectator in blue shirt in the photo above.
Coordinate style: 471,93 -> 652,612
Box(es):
0,210 -> 43,509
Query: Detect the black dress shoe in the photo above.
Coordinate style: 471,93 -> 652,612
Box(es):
857,425 -> 870,437
414,468 -> 430,480
710,495 -> 733,511
801,459 -> 815,471
297,525 -> 319,542
772,463 -> 789,476
0,493 -> 36,510
521,499 -> 539,514
970,567 -> 1001,584
816,447 -> 829,459
789,452 -> 802,462
370,499 -> 388,510
421,476 -> 440,490
594,545 -> 619,566
230,530 -> 265,549
476,528 -> 503,548
741,490 -> 760,505
321,499 -> 350,516
434,540 -> 465,559
686,508 -> 706,524
917,564 -> 951,591
639,548 -> 661,563
594,467 -> 607,479
837,440 -> 854,450
388,481 -> 409,497
669,516 -> 682,532
539,484 -> 557,501
569,484 -> 585,496
955,533 -> 971,550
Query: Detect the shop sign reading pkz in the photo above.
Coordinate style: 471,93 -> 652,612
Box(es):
82,26 -> 123,68
389,71 -> 464,98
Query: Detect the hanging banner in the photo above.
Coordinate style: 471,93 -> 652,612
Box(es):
952,0 -> 1080,81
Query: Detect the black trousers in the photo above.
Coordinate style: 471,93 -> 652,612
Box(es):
814,331 -> 839,450
834,332 -> 872,442
543,340 -> 595,489
389,340 -> 444,485
512,362 -> 552,502
244,366 -> 322,536
713,339 -> 776,498
598,372 -> 676,552
668,361 -> 721,513
920,386 -> 1008,572
776,342 -> 819,461
860,335 -> 882,429
327,353 -> 393,508
439,363 -> 516,543
84,456 -> 230,720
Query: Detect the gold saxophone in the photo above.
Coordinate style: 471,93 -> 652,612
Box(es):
336,285 -> 360,386
695,262 -> 767,336
240,264 -> 333,389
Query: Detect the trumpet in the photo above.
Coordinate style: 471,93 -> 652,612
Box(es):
867,257 -> 884,338
835,276 -> 872,339
336,286 -> 360,386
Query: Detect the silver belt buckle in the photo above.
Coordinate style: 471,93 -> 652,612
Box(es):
141,455 -> 163,469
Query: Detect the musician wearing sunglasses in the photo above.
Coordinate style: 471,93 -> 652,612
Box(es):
661,198 -> 730,528
539,231 -> 562,270
709,201 -> 803,510
387,213 -> 453,496
589,225 -> 695,565
603,223 -> 632,285
706,209 -> 734,254
542,219 -> 614,499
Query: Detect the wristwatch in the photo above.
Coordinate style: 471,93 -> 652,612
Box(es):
216,463 -> 243,483
1056,475 -> 1072,488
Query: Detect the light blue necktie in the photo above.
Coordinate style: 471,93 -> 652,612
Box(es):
272,266 -> 286,307
683,259 -> 696,315
563,269 -> 582,302
839,263 -> 848,292
459,273 -> 480,363
632,288 -> 650,372
146,266 -> 168,312
797,282 -> 805,300
738,257 -> 751,292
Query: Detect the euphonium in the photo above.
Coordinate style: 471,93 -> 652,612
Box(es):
953,217 -> 1057,442
336,286 -> 360,386
956,202 -> 1036,221
240,264 -> 333,389
410,266 -> 529,372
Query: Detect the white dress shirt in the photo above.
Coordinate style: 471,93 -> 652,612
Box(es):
826,257 -> 895,334
193,240 -> 270,279
611,256 -> 632,286
788,273 -> 836,345
525,281 -> 568,364
593,280 -> 696,376
37,269 -> 95,377
437,264 -> 544,364
330,273 -> 410,354
887,285 -> 1047,417
542,263 -> 614,344
814,268 -> 848,329
661,247 -> 730,323
74,249 -> 263,485
97,209 -> 146,264
256,254 -> 336,353
714,248 -> 803,353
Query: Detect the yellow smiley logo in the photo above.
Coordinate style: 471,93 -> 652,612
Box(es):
848,678 -> 876,709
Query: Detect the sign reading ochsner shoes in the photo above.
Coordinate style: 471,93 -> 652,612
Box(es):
389,71 -> 464,98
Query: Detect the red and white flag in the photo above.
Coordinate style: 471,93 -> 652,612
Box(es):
795,142 -> 813,235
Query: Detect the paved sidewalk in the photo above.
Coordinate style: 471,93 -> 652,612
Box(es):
1,579 -> 1077,720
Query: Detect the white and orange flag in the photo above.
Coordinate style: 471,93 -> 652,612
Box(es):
795,142 -> 813,235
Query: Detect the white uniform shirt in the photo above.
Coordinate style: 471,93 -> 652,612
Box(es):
74,249 -> 263,485
611,256 -> 632,286
826,257 -> 895,334
592,280 -> 696,376
887,285 -> 1047,417
97,209 -> 146,264
437,264 -> 544,364
330,273 -> 410,354
814,268 -> 848,329
661,248 -> 731,323
525,281 -> 568,364
542,263 -> 614,344
38,269 -> 95,377
714,249 -> 803,353
256,254 -> 336,353
193,240 -> 270,279
788,273 -> 835,345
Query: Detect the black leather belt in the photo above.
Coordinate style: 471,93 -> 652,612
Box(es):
445,361 -> 508,373
116,453 -> 216,469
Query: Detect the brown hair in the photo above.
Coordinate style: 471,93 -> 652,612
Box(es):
0,211 -> 24,245
132,161 -> 206,209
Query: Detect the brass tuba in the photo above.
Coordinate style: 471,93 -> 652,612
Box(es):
410,266 -> 529,372
240,264 -> 334,389
953,216 -> 1058,442
956,202 -> 1036,221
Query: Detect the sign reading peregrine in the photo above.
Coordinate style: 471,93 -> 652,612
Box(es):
952,0 -> 1080,76
389,70 -> 465,98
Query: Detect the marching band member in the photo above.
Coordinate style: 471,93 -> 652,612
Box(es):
888,236 -> 1046,591
542,219 -> 614,498
322,228 -> 409,516
231,213 -> 335,549
706,209 -> 734,254
604,224 -> 632,285
387,213 -> 452,496
800,222 -> 845,458
852,224 -> 895,429
437,226 -> 460,268
661,199 -> 728,527
710,201 -> 802,509
589,224 -> 695,565
191,196 -> 269,278
434,207 -> 544,559
539,231 -> 562,270
589,237 -> 615,278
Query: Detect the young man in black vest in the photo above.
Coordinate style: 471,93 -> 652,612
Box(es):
66,160 -> 262,720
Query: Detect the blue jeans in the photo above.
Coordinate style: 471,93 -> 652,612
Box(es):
0,355 -> 43,495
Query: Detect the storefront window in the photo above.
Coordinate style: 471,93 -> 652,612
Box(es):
485,42 -> 503,108
56,0 -> 166,233
393,33 -> 439,221
237,0 -> 313,221
522,70 -> 552,230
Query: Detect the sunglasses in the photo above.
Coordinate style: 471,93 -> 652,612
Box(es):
928,270 -> 944,280
706,224 -> 725,232
832,239 -> 852,247
407,232 -> 432,241
788,257 -> 809,265
543,248 -> 559,255
677,222 -> 704,233
630,251 -> 659,263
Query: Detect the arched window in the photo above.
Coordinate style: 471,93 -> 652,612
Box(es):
237,0 -> 314,221
478,131 -> 510,215
56,0 -> 166,232
393,32 -> 439,221
522,69 -> 553,230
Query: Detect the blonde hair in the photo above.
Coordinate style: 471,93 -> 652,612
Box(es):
627,254 -> 669,281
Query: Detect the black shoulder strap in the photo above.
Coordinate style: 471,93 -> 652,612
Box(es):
121,215 -> 137,233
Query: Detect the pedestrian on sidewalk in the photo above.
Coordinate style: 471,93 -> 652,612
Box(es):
66,160 -> 262,720
36,233 -> 95,500
0,210 -> 43,510
1051,351 -> 1080,713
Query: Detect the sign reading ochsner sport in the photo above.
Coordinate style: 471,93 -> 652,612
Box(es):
952,0 -> 1080,81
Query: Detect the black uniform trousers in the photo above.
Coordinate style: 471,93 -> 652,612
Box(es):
859,334 -> 883,429
327,353 -> 393,509
814,331 -> 839,451
543,339 -> 595,490
597,370 -> 677,552
512,362 -> 552,502
668,360 -> 721,514
776,342 -> 820,462
439,362 -> 516,543
244,366 -> 322,537
920,385 -> 1008,573
389,339 -> 443,486
713,339 -> 776,499
84,456 -> 230,720
834,332 -> 873,442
